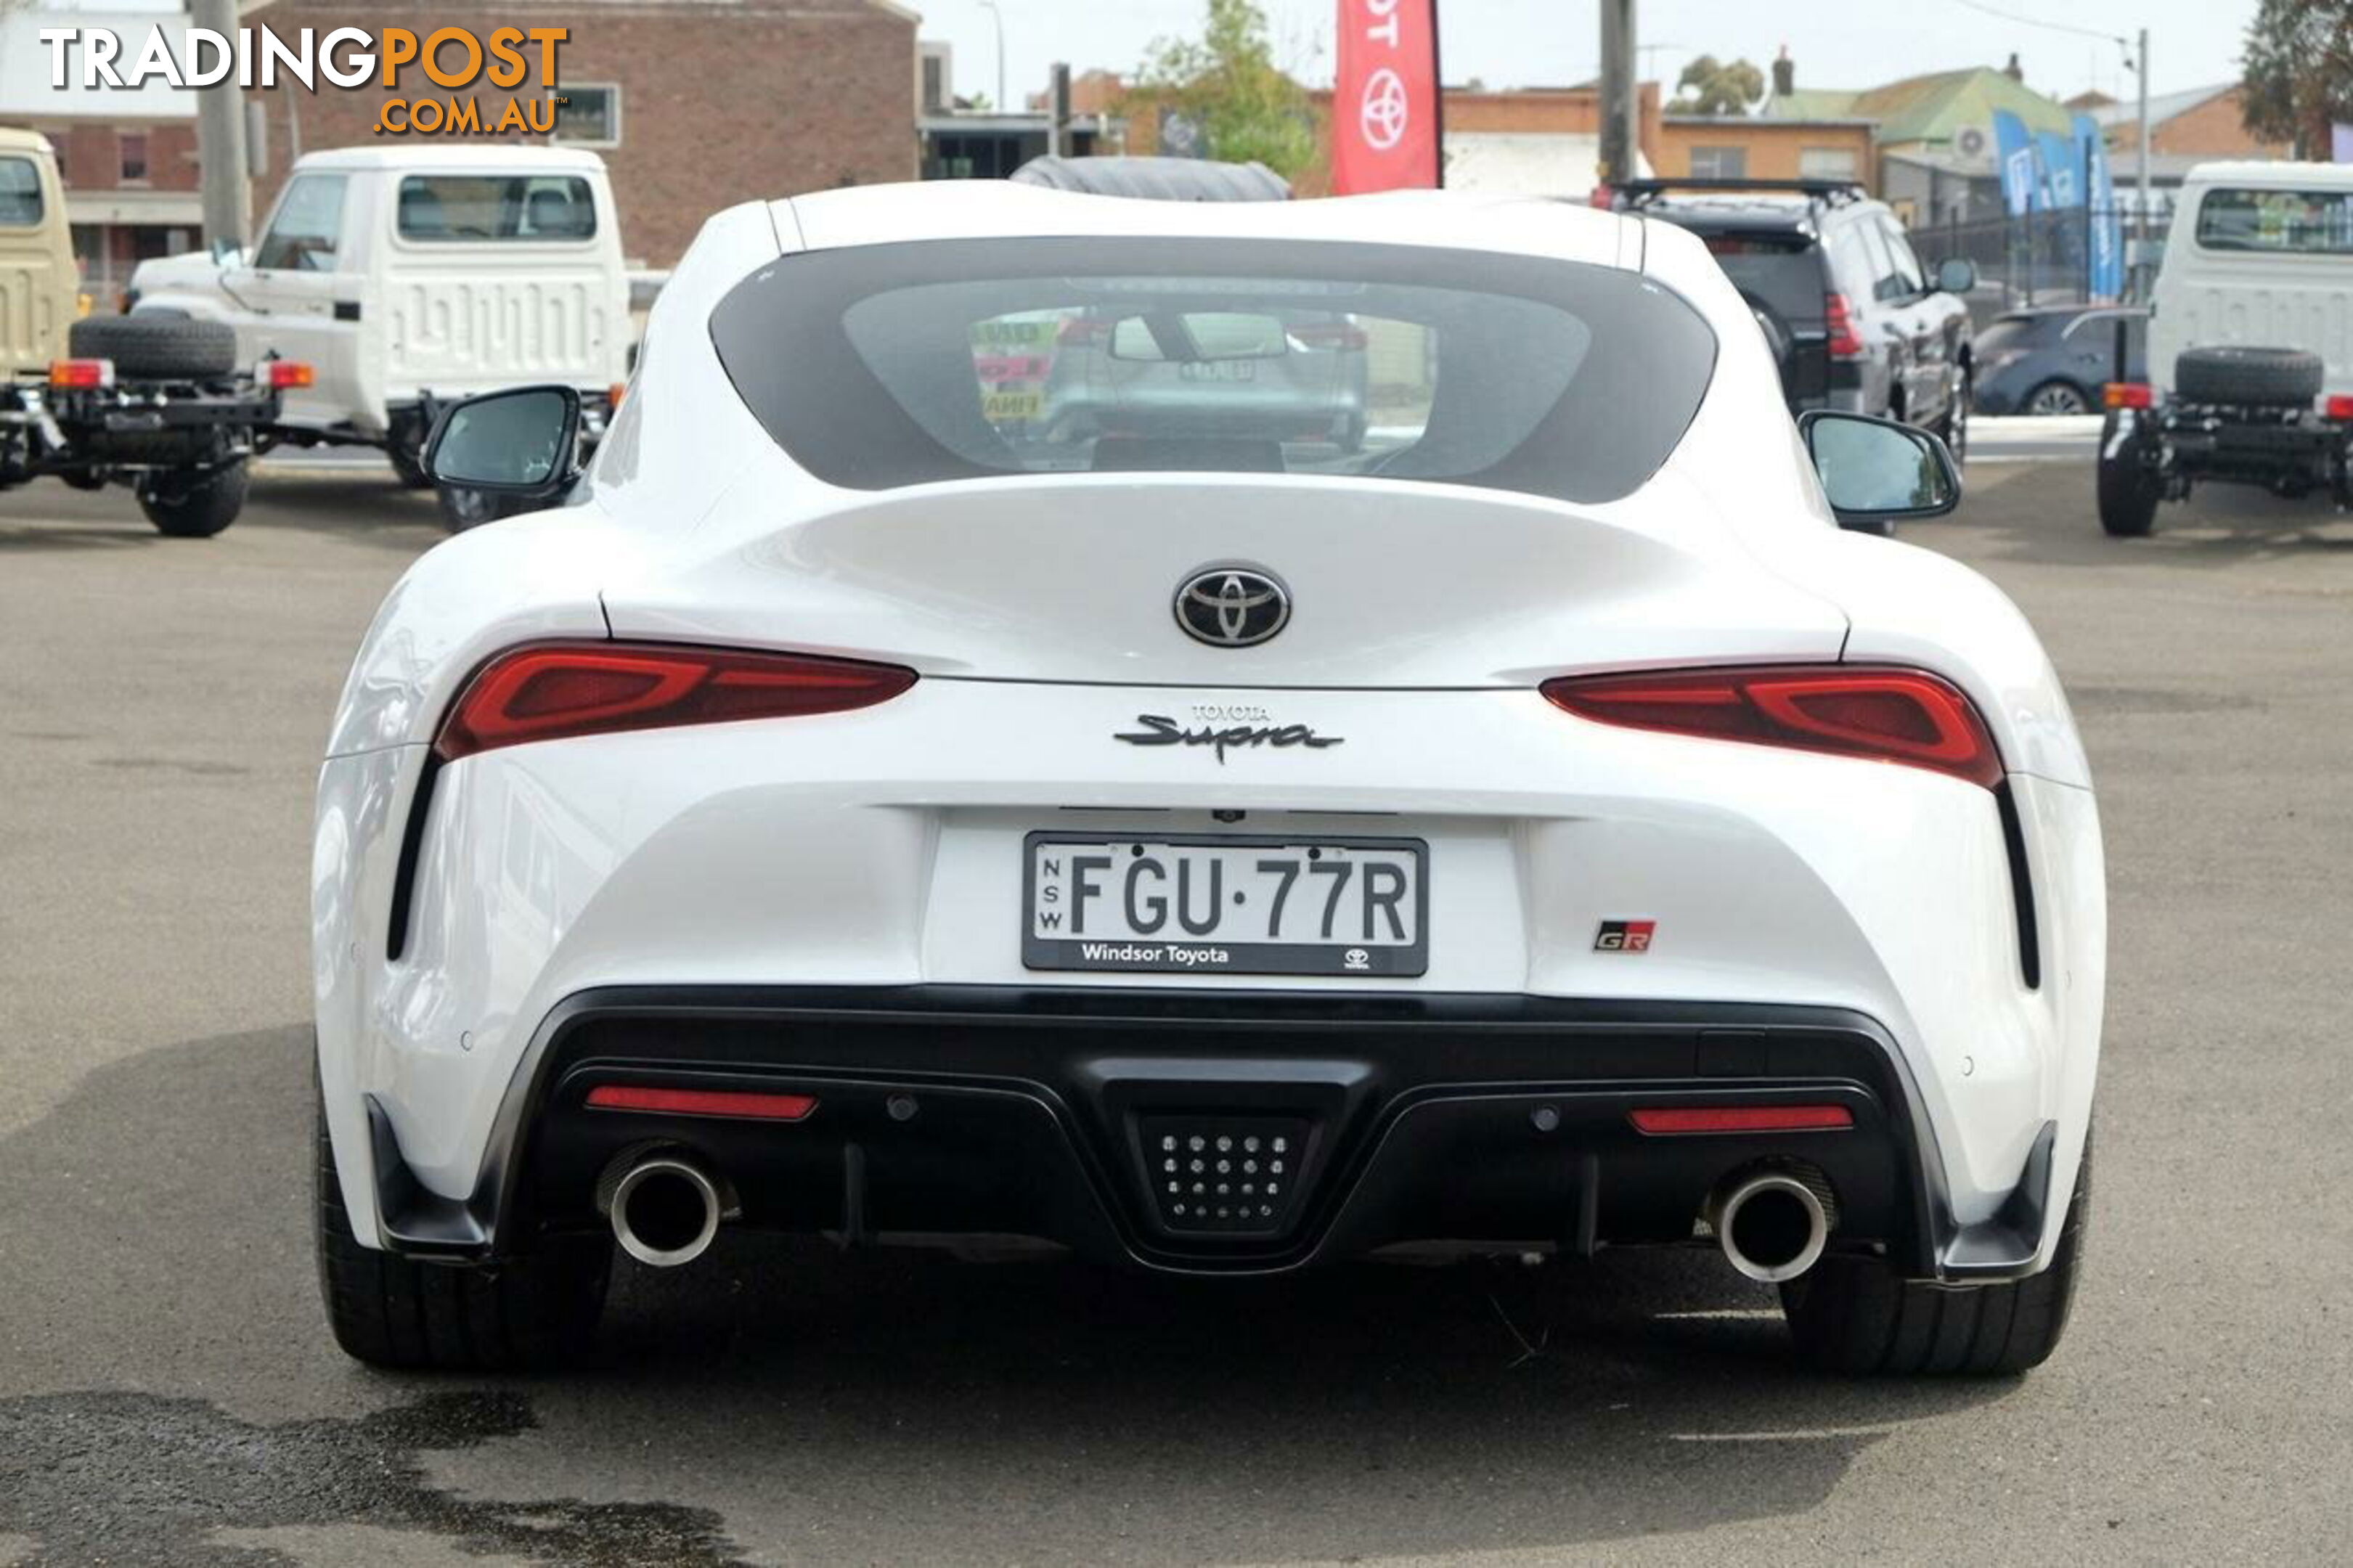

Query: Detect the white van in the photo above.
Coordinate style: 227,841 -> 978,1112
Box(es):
2098,160 -> 2353,535
129,145 -> 632,491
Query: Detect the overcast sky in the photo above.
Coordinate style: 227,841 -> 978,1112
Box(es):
924,0 -> 2256,109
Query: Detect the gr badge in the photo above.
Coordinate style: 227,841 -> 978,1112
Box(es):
1594,920 -> 1656,953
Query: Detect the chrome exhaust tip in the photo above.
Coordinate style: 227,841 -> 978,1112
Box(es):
600,1153 -> 728,1269
1708,1170 -> 1834,1284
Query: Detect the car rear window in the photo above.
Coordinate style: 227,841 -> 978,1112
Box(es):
396,175 -> 598,242
0,157 -> 41,227
1694,234 -> 1824,324
2195,187 -> 2353,254
709,237 -> 1718,504
1973,314 -> 2052,354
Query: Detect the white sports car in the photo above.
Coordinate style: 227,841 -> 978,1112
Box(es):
311,184 -> 2103,1376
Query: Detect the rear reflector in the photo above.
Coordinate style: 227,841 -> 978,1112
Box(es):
586,1085 -> 819,1122
2103,381 -> 2154,410
1541,664 -> 2004,790
1629,1105 -> 1854,1135
48,359 -> 114,390
434,640 -> 916,761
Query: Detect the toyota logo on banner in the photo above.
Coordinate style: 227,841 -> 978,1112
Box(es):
1360,66 -> 1409,151
1332,0 -> 1440,195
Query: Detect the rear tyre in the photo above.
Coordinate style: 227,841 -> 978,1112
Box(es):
68,314 -> 239,380
1780,1134 -> 2091,1376
137,464 -> 248,538
2173,345 -> 2323,407
2023,378 -> 2091,417
2097,412 -> 2163,537
387,442 -> 434,490
314,1090 -> 611,1371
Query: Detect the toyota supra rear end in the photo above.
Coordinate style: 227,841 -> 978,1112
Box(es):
311,184 -> 2102,1376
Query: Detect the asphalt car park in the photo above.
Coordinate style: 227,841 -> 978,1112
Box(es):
1,448 -> 2346,1564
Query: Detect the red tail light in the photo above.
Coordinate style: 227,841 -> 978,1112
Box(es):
1629,1105 -> 1854,1135
1541,665 -> 2004,790
264,359 -> 315,390
48,358 -> 114,390
1824,292 -> 1864,360
2325,393 -> 2353,421
435,641 -> 916,761
586,1084 -> 818,1122
2103,381 -> 2154,410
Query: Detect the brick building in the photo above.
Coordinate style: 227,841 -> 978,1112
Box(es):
2092,84 -> 2288,162
241,0 -> 921,267
1656,115 -> 1875,189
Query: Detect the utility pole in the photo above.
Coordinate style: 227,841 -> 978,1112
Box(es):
2134,27 -> 2150,229
1048,62 -> 1072,159
191,0 -> 250,248
1599,0 -> 1637,189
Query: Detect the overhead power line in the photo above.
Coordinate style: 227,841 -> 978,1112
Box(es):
1949,0 -> 2129,51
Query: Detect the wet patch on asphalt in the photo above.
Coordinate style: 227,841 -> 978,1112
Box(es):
0,1389 -> 746,1567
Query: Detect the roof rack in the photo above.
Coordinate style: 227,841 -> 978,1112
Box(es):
1609,177 -> 1868,209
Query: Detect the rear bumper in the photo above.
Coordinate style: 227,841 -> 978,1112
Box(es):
366,986 -> 2060,1283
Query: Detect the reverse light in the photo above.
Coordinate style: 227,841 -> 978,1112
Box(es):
1629,1105 -> 1854,1135
1824,293 -> 1864,360
434,641 -> 917,761
1541,665 -> 2005,790
47,358 -> 114,390
262,359 -> 315,390
2103,381 -> 2154,410
586,1084 -> 819,1122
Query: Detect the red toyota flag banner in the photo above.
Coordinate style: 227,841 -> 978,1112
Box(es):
1331,0 -> 1443,194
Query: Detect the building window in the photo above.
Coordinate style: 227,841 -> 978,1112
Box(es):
552,84 -> 621,148
1800,147 -> 1859,181
1689,147 -> 1748,180
120,132 -> 149,184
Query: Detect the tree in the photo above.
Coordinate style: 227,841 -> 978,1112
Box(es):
1668,55 -> 1766,117
1127,0 -> 1321,177
2241,0 -> 2353,158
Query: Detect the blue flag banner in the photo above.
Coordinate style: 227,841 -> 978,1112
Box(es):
1992,110 -> 2037,216
2076,113 -> 2123,303
2036,130 -> 2081,208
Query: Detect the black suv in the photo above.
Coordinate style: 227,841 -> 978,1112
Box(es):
1622,179 -> 1977,466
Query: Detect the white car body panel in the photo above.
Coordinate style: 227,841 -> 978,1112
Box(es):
313,184 -> 2103,1286
131,146 -> 631,436
2151,160 -> 2353,399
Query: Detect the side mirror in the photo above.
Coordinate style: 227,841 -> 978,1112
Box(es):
1798,409 -> 1962,526
1934,257 -> 1976,295
422,385 -> 582,496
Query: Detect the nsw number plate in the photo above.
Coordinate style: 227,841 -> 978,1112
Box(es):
1023,833 -> 1427,977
